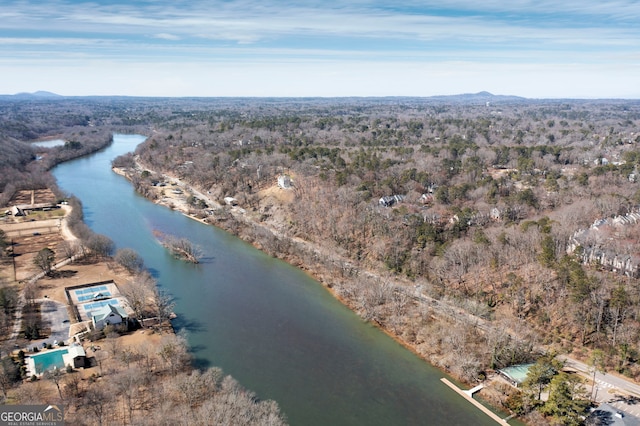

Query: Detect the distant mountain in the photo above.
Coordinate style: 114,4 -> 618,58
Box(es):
0,91 -> 528,103
2,91 -> 64,99
32,90 -> 63,98
427,91 -> 526,103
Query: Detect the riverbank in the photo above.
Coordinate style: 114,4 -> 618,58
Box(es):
1,159 -> 287,424
114,161 -> 522,423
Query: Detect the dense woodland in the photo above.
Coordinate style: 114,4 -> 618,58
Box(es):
2,95 -> 640,424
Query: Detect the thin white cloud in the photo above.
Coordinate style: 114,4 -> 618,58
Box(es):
391,0 -> 640,20
0,0 -> 638,98
0,37 -> 113,46
2,0 -> 638,45
1,37 -> 625,66
154,33 -> 181,41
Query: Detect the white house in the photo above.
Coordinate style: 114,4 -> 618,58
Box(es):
224,197 -> 238,206
379,195 -> 405,207
92,304 -> 128,330
278,175 -> 293,189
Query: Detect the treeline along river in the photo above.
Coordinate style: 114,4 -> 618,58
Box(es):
53,134 -> 501,425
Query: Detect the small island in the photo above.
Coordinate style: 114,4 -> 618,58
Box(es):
153,230 -> 201,263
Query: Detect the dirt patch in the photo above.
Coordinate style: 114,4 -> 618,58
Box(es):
118,328 -> 164,349
259,184 -> 295,204
2,230 -> 66,282
157,189 -> 190,211
487,167 -> 517,180
0,208 -> 69,283
7,189 -> 57,206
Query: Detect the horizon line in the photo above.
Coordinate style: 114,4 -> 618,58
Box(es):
3,91 -> 640,101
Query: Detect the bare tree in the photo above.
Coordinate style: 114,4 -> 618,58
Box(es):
83,386 -> 112,426
0,357 -> 20,398
44,368 -> 65,400
104,332 -> 122,358
172,367 -> 223,408
33,247 -> 55,276
0,311 -> 9,336
57,240 -> 80,261
113,367 -> 145,423
62,372 -> 83,399
13,380 -> 49,405
94,350 -> 109,377
152,287 -> 175,325
84,234 -> 115,259
158,334 -> 190,375
23,281 -> 38,306
121,272 -> 155,324
159,234 -> 201,263
114,248 -> 144,273
135,342 -> 157,372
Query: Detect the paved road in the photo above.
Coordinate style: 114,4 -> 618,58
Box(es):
561,355 -> 640,417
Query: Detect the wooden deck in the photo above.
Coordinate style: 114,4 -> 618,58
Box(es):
440,378 -> 511,425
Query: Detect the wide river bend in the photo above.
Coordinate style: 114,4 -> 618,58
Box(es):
53,134 -> 502,425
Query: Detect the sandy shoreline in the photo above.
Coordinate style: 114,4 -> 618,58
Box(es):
113,166 -> 219,226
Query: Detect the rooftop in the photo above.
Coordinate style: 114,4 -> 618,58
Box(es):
499,363 -> 534,385
92,304 -> 128,322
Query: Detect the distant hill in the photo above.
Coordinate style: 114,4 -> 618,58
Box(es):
427,91 -> 526,103
0,91 -> 529,103
1,91 -> 64,99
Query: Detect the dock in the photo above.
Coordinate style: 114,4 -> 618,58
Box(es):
441,378 -> 511,425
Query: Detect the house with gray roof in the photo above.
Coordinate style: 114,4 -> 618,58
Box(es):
92,304 -> 129,330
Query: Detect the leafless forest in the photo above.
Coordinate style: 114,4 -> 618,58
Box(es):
0,96 -> 288,425
2,94 -> 640,423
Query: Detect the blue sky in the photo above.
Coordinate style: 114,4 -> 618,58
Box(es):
1,0 -> 639,98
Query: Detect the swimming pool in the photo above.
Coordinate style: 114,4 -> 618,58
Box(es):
29,348 -> 69,374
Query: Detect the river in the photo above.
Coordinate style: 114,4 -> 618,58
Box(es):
53,134 -> 503,425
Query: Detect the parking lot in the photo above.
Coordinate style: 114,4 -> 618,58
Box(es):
26,298 -> 71,349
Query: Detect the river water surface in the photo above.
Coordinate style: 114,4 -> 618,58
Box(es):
53,134 -> 502,425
